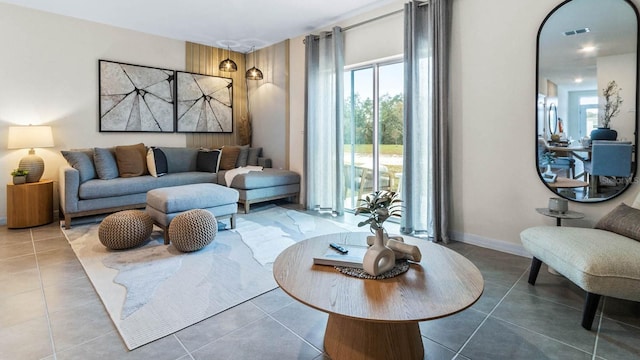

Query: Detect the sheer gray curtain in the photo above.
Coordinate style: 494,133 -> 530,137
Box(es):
304,27 -> 345,215
401,0 -> 451,242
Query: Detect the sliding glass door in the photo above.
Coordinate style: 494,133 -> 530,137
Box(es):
343,60 -> 404,210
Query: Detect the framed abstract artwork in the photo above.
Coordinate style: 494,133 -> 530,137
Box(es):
99,60 -> 175,132
176,71 -> 233,133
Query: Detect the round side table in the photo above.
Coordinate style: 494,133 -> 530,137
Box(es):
535,208 -> 585,227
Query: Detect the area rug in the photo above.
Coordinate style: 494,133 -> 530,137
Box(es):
62,206 -> 360,350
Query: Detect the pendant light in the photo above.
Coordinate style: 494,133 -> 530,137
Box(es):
245,46 -> 263,80
219,45 -> 237,72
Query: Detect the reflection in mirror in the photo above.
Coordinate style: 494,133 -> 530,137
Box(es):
536,0 -> 639,202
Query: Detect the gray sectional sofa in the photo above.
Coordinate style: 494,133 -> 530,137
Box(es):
59,145 -> 300,228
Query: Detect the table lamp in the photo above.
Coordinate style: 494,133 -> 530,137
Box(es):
8,125 -> 54,183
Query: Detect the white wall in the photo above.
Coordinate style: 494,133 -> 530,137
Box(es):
597,53 -> 637,142
290,0 -> 640,255
0,3 -> 186,223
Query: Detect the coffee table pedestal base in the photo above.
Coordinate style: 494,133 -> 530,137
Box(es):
324,314 -> 424,360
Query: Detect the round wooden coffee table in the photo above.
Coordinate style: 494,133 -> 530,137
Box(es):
273,232 -> 484,360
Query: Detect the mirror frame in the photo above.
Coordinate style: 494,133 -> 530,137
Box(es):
535,0 -> 640,202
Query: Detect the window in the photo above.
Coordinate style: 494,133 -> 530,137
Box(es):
343,60 -> 404,210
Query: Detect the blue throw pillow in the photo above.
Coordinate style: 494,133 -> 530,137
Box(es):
146,147 -> 168,177
93,147 -> 119,180
61,150 -> 97,183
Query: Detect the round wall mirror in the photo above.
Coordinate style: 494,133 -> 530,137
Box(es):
536,0 -> 639,202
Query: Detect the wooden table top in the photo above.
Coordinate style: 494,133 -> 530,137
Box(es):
547,177 -> 589,188
273,232 -> 484,322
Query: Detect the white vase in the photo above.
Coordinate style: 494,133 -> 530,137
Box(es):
362,228 -> 396,276
545,164 -> 552,175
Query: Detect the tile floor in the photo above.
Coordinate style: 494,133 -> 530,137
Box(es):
1,205 -> 639,360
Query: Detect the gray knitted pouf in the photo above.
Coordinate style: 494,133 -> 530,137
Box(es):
98,210 -> 153,250
168,209 -> 218,252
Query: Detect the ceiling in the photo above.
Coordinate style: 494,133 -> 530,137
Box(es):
0,0 -> 395,52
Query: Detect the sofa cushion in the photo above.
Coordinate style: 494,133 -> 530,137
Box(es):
220,169 -> 300,190
247,147 -> 262,166
115,143 -> 148,177
158,147 -> 198,173
595,203 -> 640,242
93,147 -> 119,180
197,149 -> 221,173
235,145 -> 250,167
146,183 -> 239,213
220,146 -> 241,170
62,150 -> 96,183
147,147 -> 168,177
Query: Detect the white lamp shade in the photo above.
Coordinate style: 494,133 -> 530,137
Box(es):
8,126 -> 54,149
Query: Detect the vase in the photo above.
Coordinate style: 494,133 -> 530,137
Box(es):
590,128 -> 617,141
545,164 -> 552,175
362,228 -> 396,276
12,176 -> 26,185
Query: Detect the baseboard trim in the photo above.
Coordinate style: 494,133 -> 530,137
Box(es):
450,231 -> 531,258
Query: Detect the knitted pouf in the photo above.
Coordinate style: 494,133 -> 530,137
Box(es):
98,210 -> 153,250
168,209 -> 218,252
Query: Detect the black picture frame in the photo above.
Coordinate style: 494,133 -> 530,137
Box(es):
99,60 -> 175,132
175,71 -> 233,133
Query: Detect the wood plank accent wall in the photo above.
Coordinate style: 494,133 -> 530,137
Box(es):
185,42 -> 250,148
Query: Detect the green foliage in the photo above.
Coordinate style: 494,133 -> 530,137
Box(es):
541,151 -> 556,166
344,93 -> 403,145
354,190 -> 402,231
11,169 -> 29,176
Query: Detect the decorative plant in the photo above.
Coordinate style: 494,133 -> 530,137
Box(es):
10,169 -> 29,177
355,190 -> 402,231
541,151 -> 556,166
601,80 -> 623,128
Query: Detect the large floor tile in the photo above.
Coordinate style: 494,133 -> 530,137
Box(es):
35,247 -> 81,267
270,300 -> 329,350
595,318 -> 640,359
0,288 -> 47,328
491,290 -> 596,353
31,223 -> 65,240
601,296 -> 640,328
43,274 -> 99,313
53,331 -> 188,360
512,263 -> 588,312
0,253 -> 37,275
48,298 -> 116,352
0,267 -> 41,298
0,229 -> 32,246
422,336 -> 460,360
470,280 -> 511,314
460,317 -> 592,360
35,235 -> 71,253
0,241 -> 34,260
175,301 -> 267,352
191,316 -> 321,359
463,247 -> 530,288
38,258 -> 87,287
419,308 -> 487,352
251,287 -> 296,314
0,316 -> 53,360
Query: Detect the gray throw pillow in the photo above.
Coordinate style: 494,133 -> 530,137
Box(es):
93,147 -> 119,180
61,150 -> 97,183
247,147 -> 262,166
235,145 -> 250,167
595,203 -> 640,242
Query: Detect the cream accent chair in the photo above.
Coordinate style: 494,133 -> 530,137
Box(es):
520,194 -> 640,330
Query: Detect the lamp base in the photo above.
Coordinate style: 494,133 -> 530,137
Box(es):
19,152 -> 44,183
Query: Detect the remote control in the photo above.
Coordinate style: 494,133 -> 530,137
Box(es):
329,243 -> 348,254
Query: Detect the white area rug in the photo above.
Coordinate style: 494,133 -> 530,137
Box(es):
62,206 -> 360,350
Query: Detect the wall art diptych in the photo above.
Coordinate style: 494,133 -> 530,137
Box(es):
99,60 -> 175,132
176,71 -> 233,133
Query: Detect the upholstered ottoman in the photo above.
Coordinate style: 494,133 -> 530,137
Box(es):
521,226 -> 640,330
146,183 -> 238,244
168,209 -> 218,252
219,169 -> 300,213
98,210 -> 153,250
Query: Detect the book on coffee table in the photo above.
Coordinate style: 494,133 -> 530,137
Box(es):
313,244 -> 369,269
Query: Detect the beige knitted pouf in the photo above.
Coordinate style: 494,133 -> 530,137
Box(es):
98,210 -> 153,250
168,209 -> 218,252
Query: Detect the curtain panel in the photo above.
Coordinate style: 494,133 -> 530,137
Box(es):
401,0 -> 451,242
304,27 -> 345,215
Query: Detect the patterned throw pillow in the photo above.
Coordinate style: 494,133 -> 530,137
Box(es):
147,147 -> 168,177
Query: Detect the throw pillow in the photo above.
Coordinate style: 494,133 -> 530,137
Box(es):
247,147 -> 263,166
61,150 -> 97,183
115,143 -> 148,178
235,145 -> 250,167
93,147 -> 119,180
196,149 -> 222,172
147,147 -> 168,177
219,146 -> 241,170
595,203 -> 640,242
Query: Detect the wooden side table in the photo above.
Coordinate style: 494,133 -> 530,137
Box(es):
7,180 -> 53,228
